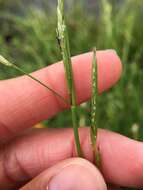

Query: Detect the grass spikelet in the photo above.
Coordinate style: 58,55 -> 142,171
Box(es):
0,55 -> 13,67
90,48 -> 100,166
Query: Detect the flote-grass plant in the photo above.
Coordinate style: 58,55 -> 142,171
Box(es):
90,48 -> 100,166
57,0 -> 82,157
0,0 -> 99,162
0,55 -> 69,105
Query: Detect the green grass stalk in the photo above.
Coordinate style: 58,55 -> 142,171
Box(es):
90,48 -> 100,166
57,0 -> 82,157
0,55 -> 69,105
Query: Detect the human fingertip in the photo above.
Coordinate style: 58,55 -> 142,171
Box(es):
48,158 -> 107,190
97,49 -> 122,93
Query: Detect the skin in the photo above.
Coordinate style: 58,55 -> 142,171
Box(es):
0,50 -> 142,190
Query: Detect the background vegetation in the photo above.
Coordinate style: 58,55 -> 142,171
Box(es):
0,1 -> 143,188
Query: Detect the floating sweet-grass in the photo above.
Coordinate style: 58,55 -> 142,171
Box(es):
0,55 -> 68,105
57,0 -> 82,157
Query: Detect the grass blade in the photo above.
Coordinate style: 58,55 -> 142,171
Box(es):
57,0 -> 82,157
90,48 -> 100,166
0,55 -> 69,105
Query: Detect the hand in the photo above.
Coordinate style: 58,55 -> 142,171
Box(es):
0,50 -> 142,190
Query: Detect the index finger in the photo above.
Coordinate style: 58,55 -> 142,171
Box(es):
0,50 -> 122,141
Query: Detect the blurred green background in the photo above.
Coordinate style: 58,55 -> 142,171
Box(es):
0,0 -> 142,189
0,1 -> 143,187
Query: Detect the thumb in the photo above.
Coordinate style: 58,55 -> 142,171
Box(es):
20,158 -> 107,190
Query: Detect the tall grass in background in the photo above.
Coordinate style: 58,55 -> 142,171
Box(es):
0,0 -> 143,143
97,0 -> 143,140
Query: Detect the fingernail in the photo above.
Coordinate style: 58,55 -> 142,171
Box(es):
47,163 -> 106,190
105,49 -> 118,55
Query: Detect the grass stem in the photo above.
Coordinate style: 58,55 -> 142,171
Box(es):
0,55 -> 69,105
57,0 -> 82,157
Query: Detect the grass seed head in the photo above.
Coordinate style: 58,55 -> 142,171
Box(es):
0,55 -> 13,67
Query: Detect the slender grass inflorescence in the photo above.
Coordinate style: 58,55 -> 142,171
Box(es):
57,0 -> 82,157
90,48 -> 100,166
0,55 -> 69,105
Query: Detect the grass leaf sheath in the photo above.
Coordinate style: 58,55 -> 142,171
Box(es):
57,0 -> 82,157
91,48 -> 100,166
